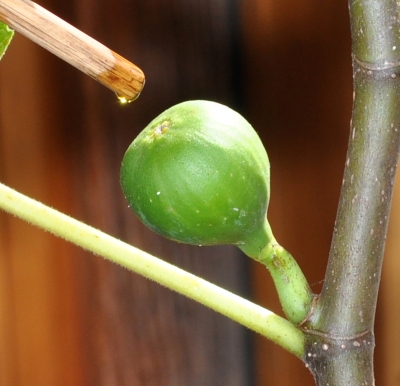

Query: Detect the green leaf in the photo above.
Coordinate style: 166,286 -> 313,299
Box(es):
0,22 -> 14,61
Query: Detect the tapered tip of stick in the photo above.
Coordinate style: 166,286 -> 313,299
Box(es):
98,51 -> 145,103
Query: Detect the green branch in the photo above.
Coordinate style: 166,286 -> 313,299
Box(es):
315,0 -> 400,337
303,0 -> 400,383
313,65 -> 400,335
0,181 -> 305,357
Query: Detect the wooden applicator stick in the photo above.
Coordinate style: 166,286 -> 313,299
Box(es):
0,0 -> 145,102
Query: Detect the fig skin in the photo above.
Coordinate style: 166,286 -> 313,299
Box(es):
120,100 -> 270,247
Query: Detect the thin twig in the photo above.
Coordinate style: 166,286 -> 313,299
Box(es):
0,182 -> 305,357
0,0 -> 145,102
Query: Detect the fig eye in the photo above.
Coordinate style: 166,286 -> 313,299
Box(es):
152,121 -> 170,138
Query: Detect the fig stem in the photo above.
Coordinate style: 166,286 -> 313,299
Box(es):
239,220 -> 313,325
0,182 -> 305,357
0,0 -> 145,102
257,242 -> 314,325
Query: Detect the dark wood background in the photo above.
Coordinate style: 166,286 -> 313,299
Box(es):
0,0 -> 398,385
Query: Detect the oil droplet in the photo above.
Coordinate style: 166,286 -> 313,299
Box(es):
116,92 -> 139,104
118,96 -> 130,104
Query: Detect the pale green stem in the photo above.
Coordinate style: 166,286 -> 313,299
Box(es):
239,219 -> 313,325
0,182 -> 305,357
257,242 -> 314,325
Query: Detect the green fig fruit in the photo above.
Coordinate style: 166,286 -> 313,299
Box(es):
120,100 -> 270,249
120,100 -> 313,324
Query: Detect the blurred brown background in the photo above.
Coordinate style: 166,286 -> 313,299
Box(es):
0,0 -> 398,385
